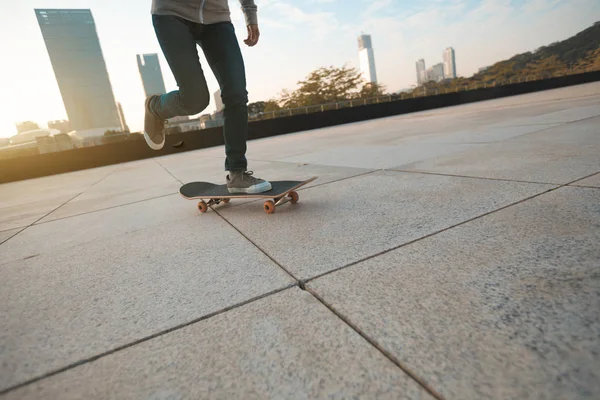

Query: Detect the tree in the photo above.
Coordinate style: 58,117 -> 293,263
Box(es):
355,82 -> 387,99
278,64 -> 366,108
248,101 -> 266,115
249,100 -> 281,115
263,100 -> 281,112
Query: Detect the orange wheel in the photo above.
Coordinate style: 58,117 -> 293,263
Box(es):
263,200 -> 275,214
289,191 -> 299,204
197,200 -> 208,213
222,198 -> 231,204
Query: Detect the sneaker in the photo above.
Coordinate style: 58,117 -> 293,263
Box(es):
143,95 -> 166,150
227,171 -> 272,194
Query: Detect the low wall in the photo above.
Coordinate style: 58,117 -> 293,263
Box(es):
2,70 -> 599,183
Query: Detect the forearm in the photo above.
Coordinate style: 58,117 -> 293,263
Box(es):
239,0 -> 258,25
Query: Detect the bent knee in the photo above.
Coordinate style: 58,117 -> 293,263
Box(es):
181,92 -> 209,115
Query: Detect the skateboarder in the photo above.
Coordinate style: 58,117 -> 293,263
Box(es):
143,0 -> 272,194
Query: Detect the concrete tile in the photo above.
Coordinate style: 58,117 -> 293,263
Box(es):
0,214 -> 294,392
508,115 -> 600,145
0,194 -> 192,265
281,143 -> 479,169
38,159 -> 180,222
490,104 -> 600,126
154,150 -> 231,184
155,147 -> 374,191
4,288 -> 433,400
174,134 -> 324,163
0,194 -> 72,231
220,171 -> 554,279
393,139 -> 599,184
0,165 -> 118,230
309,186 -> 600,400
233,161 -> 375,189
572,173 -> 600,188
408,124 -> 563,145
0,228 -> 21,244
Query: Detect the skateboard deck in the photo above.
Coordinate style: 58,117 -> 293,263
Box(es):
180,176 -> 317,214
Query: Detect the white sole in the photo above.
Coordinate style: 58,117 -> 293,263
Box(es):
228,181 -> 272,194
143,130 -> 165,150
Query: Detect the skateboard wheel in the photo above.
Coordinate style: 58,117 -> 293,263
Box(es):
263,200 -> 275,214
289,191 -> 299,204
197,201 -> 208,213
222,198 -> 230,204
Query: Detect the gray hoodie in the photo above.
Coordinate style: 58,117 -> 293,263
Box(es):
152,0 -> 258,26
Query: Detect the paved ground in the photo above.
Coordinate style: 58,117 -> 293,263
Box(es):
1,82 -> 599,399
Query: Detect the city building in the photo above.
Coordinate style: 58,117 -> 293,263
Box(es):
35,9 -> 121,134
10,128 -> 59,146
358,34 -> 377,84
116,102 -> 129,132
136,53 -> 167,97
214,89 -> 224,112
48,119 -> 70,133
416,59 -> 426,85
428,63 -> 445,82
443,47 -> 457,79
16,121 -> 40,134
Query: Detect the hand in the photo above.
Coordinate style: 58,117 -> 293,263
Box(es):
244,24 -> 260,47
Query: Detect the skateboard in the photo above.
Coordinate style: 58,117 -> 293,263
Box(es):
179,176 -> 317,214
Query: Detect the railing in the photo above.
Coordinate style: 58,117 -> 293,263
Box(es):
248,67 -> 598,122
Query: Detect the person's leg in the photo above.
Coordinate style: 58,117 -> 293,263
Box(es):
197,21 -> 248,172
198,21 -> 271,193
143,15 -> 211,150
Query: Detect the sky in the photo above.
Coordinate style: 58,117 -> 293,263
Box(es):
0,0 -> 599,138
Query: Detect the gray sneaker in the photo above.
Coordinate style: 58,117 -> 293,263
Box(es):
227,171 -> 272,194
143,95 -> 166,150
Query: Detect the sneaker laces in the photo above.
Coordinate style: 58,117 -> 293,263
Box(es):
242,171 -> 260,183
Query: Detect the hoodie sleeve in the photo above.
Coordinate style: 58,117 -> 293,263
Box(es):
239,0 -> 258,25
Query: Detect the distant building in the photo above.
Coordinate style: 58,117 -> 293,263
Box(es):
358,34 -> 377,84
136,53 -> 167,97
416,59 -> 426,85
48,119 -> 70,133
199,113 -> 212,122
10,128 -> 59,145
429,63 -> 445,82
443,47 -> 457,79
16,121 -> 40,134
116,102 -> 129,132
35,9 -> 121,134
168,116 -> 190,123
214,89 -> 224,112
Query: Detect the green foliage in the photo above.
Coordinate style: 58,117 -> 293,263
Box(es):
356,82 -> 387,99
248,100 -> 281,114
275,64 -> 382,108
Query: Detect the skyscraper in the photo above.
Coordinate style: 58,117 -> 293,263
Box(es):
117,102 -> 129,132
214,89 -> 224,112
443,47 -> 457,79
429,63 -> 445,82
358,34 -> 377,84
35,9 -> 121,133
137,53 -> 167,97
416,59 -> 426,84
